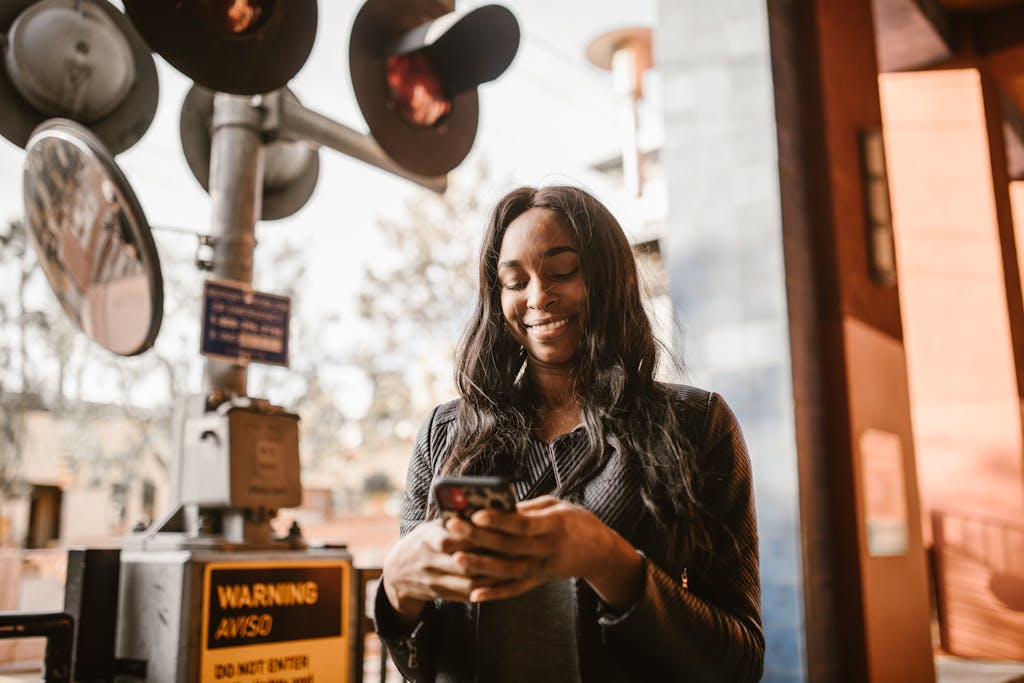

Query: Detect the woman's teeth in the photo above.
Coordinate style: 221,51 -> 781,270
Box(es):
530,319 -> 567,332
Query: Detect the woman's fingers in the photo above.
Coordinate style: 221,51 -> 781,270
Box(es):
472,497 -> 575,534
448,516 -> 550,557
515,495 -> 561,512
447,500 -> 583,561
451,550 -> 542,579
408,574 -> 471,602
432,499 -> 599,589
470,508 -> 546,535
431,533 -> 477,555
387,499 -> 622,609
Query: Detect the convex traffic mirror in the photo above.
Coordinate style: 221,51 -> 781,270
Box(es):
22,118 -> 163,355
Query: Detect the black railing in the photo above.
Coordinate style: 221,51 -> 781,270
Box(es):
0,611 -> 74,683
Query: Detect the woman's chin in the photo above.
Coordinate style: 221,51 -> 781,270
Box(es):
526,350 -> 578,370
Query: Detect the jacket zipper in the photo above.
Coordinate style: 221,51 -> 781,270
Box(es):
408,642 -> 418,670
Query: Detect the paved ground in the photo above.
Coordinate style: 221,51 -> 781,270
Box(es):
4,654 -> 1024,682
936,655 -> 1024,683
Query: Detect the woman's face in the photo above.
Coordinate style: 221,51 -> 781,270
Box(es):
497,207 -> 586,369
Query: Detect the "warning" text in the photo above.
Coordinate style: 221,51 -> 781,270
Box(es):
216,582 -> 319,610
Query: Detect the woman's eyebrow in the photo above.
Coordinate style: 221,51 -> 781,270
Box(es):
498,246 -> 578,269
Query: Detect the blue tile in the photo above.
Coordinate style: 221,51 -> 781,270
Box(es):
764,623 -> 806,677
762,581 -> 804,629
758,529 -> 802,580
762,671 -> 806,683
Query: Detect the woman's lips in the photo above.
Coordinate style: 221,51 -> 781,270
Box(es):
524,317 -> 571,340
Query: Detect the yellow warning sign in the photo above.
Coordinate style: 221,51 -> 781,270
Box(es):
200,559 -> 351,683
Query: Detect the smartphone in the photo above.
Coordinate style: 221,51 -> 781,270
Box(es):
432,475 -> 515,522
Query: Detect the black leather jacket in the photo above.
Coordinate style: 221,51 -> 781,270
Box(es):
374,385 -> 764,682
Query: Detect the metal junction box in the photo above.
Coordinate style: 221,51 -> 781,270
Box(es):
180,405 -> 302,510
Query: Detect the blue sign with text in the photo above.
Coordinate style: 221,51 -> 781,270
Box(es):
201,280 -> 290,367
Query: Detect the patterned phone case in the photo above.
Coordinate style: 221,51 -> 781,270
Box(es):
433,476 -> 515,522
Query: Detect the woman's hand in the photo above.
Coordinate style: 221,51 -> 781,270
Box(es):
381,519 -> 506,628
446,495 -> 645,610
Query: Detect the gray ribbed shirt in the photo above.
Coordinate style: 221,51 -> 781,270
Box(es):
477,579 -> 580,682
470,428 -> 588,682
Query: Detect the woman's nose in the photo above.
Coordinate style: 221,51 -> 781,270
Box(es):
527,281 -> 555,311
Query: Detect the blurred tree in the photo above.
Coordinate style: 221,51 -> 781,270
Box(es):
0,219 -> 201,539
247,233 -> 360,477
354,160 -> 495,472
0,219 -> 64,507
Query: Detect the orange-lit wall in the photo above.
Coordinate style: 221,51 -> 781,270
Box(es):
879,69 -> 1024,537
1008,182 -> 1024,316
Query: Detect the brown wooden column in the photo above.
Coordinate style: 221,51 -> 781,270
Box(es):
980,65 -> 1024,452
769,1 -> 935,680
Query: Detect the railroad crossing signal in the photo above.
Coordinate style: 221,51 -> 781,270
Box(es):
350,0 -> 520,176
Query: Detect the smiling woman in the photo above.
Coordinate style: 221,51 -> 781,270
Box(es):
497,206 -> 586,369
374,185 -> 764,682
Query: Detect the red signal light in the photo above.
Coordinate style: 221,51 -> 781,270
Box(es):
181,0 -> 269,35
385,51 -> 452,128
350,0 -> 519,175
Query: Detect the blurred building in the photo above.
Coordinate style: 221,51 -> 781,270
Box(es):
0,396 -> 171,548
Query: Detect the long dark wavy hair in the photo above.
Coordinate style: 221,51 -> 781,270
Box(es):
441,185 -> 707,550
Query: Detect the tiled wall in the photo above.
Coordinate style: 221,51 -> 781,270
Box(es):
655,1 -> 807,680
